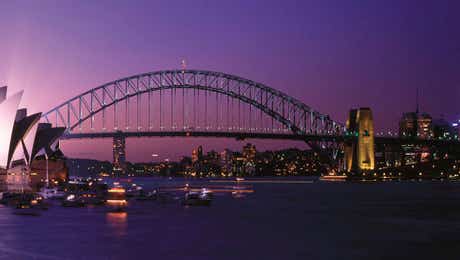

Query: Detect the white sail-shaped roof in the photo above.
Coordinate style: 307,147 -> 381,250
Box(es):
22,119 -> 39,165
0,90 -> 23,169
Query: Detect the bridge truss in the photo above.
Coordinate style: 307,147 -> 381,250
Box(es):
42,70 -> 345,138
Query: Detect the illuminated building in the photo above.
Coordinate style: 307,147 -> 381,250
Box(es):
243,143 -> 256,162
417,113 -> 433,139
242,143 -> 257,175
398,112 -> 433,166
399,113 -> 433,139
433,118 -> 458,140
0,86 -> 65,190
220,149 -> 233,175
345,108 -> 375,172
192,145 -> 203,163
0,86 -> 23,170
399,112 -> 418,137
112,132 -> 126,175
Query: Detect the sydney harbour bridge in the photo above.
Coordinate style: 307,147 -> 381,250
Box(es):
40,69 -> 460,171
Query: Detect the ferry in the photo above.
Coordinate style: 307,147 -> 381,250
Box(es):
319,174 -> 348,182
106,186 -> 127,212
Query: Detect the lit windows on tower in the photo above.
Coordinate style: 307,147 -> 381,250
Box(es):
113,132 -> 126,175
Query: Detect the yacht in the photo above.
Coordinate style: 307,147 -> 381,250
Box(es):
38,187 -> 65,200
182,188 -> 212,206
61,194 -> 85,207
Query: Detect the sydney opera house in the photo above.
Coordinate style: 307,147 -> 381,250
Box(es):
0,86 -> 66,190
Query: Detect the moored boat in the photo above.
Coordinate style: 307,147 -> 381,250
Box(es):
38,187 -> 66,200
61,194 -> 86,207
182,189 -> 212,206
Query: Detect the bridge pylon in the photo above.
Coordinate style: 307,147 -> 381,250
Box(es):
344,108 -> 375,173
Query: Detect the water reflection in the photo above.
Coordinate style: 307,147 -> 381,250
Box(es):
106,212 -> 127,237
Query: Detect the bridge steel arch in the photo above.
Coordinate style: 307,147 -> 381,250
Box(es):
42,70 -> 345,137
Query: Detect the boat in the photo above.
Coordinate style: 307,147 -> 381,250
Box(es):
13,204 -> 41,216
319,174 -> 348,182
38,187 -> 66,200
126,184 -> 144,197
182,189 -> 212,206
12,197 -> 42,216
80,192 -> 105,205
106,186 -> 127,212
61,194 -> 85,207
236,177 -> 245,182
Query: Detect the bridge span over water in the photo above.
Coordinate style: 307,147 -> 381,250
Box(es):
41,69 -> 459,162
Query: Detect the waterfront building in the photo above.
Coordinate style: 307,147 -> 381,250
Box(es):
374,143 -> 402,169
0,86 -> 65,190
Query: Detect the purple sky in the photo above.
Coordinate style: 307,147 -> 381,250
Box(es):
1,0 -> 459,162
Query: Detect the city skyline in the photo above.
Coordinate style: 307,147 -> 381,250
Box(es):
1,0 -> 459,161
1,2 -> 460,259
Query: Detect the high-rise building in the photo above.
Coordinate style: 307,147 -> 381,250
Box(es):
242,143 -> 256,162
345,108 -> 375,172
113,132 -> 126,174
399,112 -> 418,137
417,113 -> 433,139
191,149 -> 198,163
399,112 -> 433,139
192,145 -> 203,163
242,143 -> 257,175
220,149 -> 233,175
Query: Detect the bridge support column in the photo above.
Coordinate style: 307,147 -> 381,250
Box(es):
345,108 -> 375,173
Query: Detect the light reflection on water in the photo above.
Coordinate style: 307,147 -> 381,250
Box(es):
106,212 -> 128,237
0,177 -> 458,259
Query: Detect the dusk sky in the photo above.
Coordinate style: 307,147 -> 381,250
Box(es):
1,0 -> 459,162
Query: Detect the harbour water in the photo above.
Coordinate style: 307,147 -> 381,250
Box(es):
0,177 -> 459,259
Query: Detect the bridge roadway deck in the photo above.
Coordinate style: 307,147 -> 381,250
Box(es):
60,131 -> 460,146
